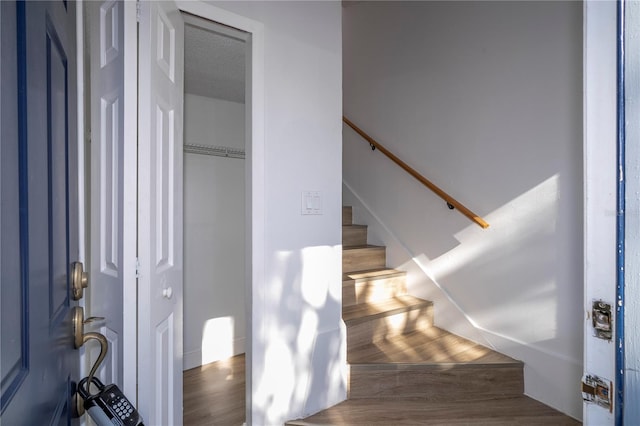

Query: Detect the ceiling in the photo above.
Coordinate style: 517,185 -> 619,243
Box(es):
184,23 -> 246,104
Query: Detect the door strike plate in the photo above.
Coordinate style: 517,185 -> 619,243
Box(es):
582,374 -> 612,412
592,300 -> 612,340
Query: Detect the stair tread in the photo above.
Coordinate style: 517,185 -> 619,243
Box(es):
343,244 -> 384,250
343,268 -> 406,282
286,396 -> 580,425
343,295 -> 432,325
348,327 -> 519,365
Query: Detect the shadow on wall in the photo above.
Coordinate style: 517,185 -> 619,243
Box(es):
253,245 -> 346,424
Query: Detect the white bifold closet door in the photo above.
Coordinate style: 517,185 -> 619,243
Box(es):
137,1 -> 185,425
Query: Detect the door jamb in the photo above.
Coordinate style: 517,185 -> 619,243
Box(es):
122,0 -> 139,401
583,1 -> 617,424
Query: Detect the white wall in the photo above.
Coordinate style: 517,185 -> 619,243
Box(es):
202,2 -> 345,425
183,94 -> 246,370
343,1 -> 583,419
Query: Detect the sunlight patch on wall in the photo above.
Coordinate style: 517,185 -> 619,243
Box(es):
293,308 -> 318,403
253,245 -> 345,423
492,279 -> 558,342
201,316 -> 234,365
270,250 -> 293,306
254,338 -> 296,423
300,245 -> 342,308
429,174 -> 560,280
426,174 -> 561,344
401,175 -> 563,346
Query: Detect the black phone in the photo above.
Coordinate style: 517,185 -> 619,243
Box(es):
78,377 -> 144,426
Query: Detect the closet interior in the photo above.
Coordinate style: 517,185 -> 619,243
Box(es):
182,14 -> 248,372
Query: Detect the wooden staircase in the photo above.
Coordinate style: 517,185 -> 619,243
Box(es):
287,207 -> 580,425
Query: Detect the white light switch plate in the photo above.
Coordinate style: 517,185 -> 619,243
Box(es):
302,191 -> 322,215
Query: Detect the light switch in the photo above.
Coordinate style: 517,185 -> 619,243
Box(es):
302,191 -> 322,215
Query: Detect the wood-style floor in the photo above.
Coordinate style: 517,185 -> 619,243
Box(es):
347,327 -> 517,364
184,353 -> 580,426
183,354 -> 246,426
287,397 -> 581,425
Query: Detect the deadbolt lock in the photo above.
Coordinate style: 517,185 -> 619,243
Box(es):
71,261 -> 89,300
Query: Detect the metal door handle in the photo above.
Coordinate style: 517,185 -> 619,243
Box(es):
72,307 -> 106,350
72,307 -> 108,394
71,261 -> 89,300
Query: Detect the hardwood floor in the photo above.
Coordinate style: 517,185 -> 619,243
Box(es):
183,354 -> 246,426
287,397 -> 581,425
183,354 -> 580,426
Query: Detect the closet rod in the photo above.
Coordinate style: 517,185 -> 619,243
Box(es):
183,143 -> 245,159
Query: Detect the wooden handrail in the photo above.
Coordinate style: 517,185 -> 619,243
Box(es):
343,116 -> 490,229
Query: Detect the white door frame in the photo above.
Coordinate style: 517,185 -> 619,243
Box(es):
583,1 -> 616,424
122,1 -> 265,421
172,4 -> 264,422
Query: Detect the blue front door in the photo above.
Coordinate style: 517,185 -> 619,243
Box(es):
1,1 -> 80,424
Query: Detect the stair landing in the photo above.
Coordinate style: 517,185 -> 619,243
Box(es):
286,396 -> 581,425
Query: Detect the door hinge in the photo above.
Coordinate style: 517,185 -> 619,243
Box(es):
135,257 -> 141,278
136,1 -> 141,23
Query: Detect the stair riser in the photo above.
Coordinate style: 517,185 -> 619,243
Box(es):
343,247 -> 386,273
348,365 -> 524,401
343,206 -> 353,226
346,306 -> 433,348
343,226 -> 368,246
343,276 -> 407,307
